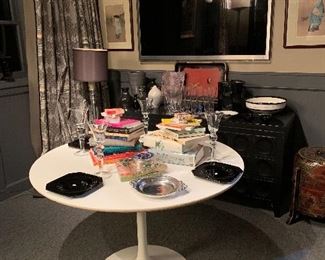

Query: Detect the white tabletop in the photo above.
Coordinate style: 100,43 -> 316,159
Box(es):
29,143 -> 244,213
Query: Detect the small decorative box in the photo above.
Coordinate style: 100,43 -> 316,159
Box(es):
149,146 -> 206,167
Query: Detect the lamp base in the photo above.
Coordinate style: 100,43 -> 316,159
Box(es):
88,82 -> 98,121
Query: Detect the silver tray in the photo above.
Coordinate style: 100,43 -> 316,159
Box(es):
130,176 -> 187,198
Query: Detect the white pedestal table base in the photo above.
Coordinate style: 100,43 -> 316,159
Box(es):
107,212 -> 185,260
106,245 -> 185,260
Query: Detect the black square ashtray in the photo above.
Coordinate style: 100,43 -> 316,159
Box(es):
192,161 -> 242,184
46,172 -> 103,197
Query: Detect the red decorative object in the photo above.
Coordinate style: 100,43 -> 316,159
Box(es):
287,147 -> 325,224
183,68 -> 223,97
175,63 -> 228,99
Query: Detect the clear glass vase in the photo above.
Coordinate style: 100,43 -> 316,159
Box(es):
161,71 -> 185,114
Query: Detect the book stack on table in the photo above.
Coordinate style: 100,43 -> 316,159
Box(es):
142,113 -> 209,166
90,118 -> 145,165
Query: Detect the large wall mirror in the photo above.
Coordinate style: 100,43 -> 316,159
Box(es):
138,0 -> 273,61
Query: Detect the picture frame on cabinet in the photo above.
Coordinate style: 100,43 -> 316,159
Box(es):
284,0 -> 325,48
175,63 -> 228,98
99,0 -> 134,50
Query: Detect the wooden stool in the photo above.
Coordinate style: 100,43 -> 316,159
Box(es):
287,147 -> 325,224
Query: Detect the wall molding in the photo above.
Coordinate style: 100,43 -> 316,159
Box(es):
118,70 -> 325,92
229,71 -> 325,92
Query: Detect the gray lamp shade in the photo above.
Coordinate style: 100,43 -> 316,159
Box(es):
73,48 -> 108,82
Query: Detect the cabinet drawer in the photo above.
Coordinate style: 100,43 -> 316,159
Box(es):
242,156 -> 281,181
232,178 -> 274,202
219,131 -> 282,160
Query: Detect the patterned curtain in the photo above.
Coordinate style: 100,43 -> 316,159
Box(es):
218,0 -> 229,55
34,0 -> 104,154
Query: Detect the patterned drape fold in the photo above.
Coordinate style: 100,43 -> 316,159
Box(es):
218,0 -> 229,55
34,0 -> 104,154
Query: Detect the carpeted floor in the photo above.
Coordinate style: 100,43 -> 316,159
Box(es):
0,190 -> 324,260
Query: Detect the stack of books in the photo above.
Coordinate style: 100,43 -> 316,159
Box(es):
142,113 -> 209,166
104,119 -> 144,147
90,118 -> 145,164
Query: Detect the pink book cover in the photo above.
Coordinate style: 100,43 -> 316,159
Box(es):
95,119 -> 141,128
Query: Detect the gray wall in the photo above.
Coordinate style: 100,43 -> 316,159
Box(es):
0,81 -> 36,200
119,70 -> 325,146
229,72 -> 325,146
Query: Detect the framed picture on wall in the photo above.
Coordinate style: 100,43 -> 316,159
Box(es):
99,0 -> 134,50
284,0 -> 325,48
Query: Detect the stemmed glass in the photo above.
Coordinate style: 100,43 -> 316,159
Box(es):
89,122 -> 111,176
68,103 -> 89,156
204,111 -> 224,161
138,97 -> 153,134
202,85 -> 216,114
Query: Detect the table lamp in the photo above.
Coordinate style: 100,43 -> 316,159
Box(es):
73,48 -> 108,120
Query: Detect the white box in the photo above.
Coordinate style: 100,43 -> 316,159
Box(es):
142,131 -> 209,153
149,146 -> 206,167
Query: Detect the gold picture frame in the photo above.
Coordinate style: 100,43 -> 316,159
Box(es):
99,0 -> 134,50
284,0 -> 325,48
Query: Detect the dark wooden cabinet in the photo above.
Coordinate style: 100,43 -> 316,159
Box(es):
218,110 -> 305,217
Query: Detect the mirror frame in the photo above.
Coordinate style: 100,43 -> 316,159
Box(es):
137,0 -> 273,62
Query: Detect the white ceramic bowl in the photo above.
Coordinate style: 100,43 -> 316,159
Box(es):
245,96 -> 286,114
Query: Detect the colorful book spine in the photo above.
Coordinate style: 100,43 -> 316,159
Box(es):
89,149 -> 140,165
103,144 -> 142,155
107,119 -> 141,128
106,123 -> 144,134
158,127 -> 206,140
105,129 -> 144,141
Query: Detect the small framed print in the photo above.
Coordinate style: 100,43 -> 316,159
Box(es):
284,0 -> 325,48
99,0 -> 134,50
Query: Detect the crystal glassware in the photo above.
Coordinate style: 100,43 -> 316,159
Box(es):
138,97 -> 153,134
68,102 -> 89,156
161,71 -> 185,114
89,122 -> 111,176
204,111 -> 224,161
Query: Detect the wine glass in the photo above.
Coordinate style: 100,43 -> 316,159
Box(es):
89,122 -> 111,176
68,103 -> 89,156
204,111 -> 224,161
138,97 -> 153,134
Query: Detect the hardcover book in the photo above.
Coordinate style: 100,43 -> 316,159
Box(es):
89,149 -> 139,165
142,131 -> 209,153
105,128 -> 144,141
157,127 -> 206,140
106,122 -> 144,134
89,137 -> 139,147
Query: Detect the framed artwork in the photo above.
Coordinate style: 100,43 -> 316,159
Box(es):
284,0 -> 325,48
99,0 -> 134,50
175,63 -> 228,98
